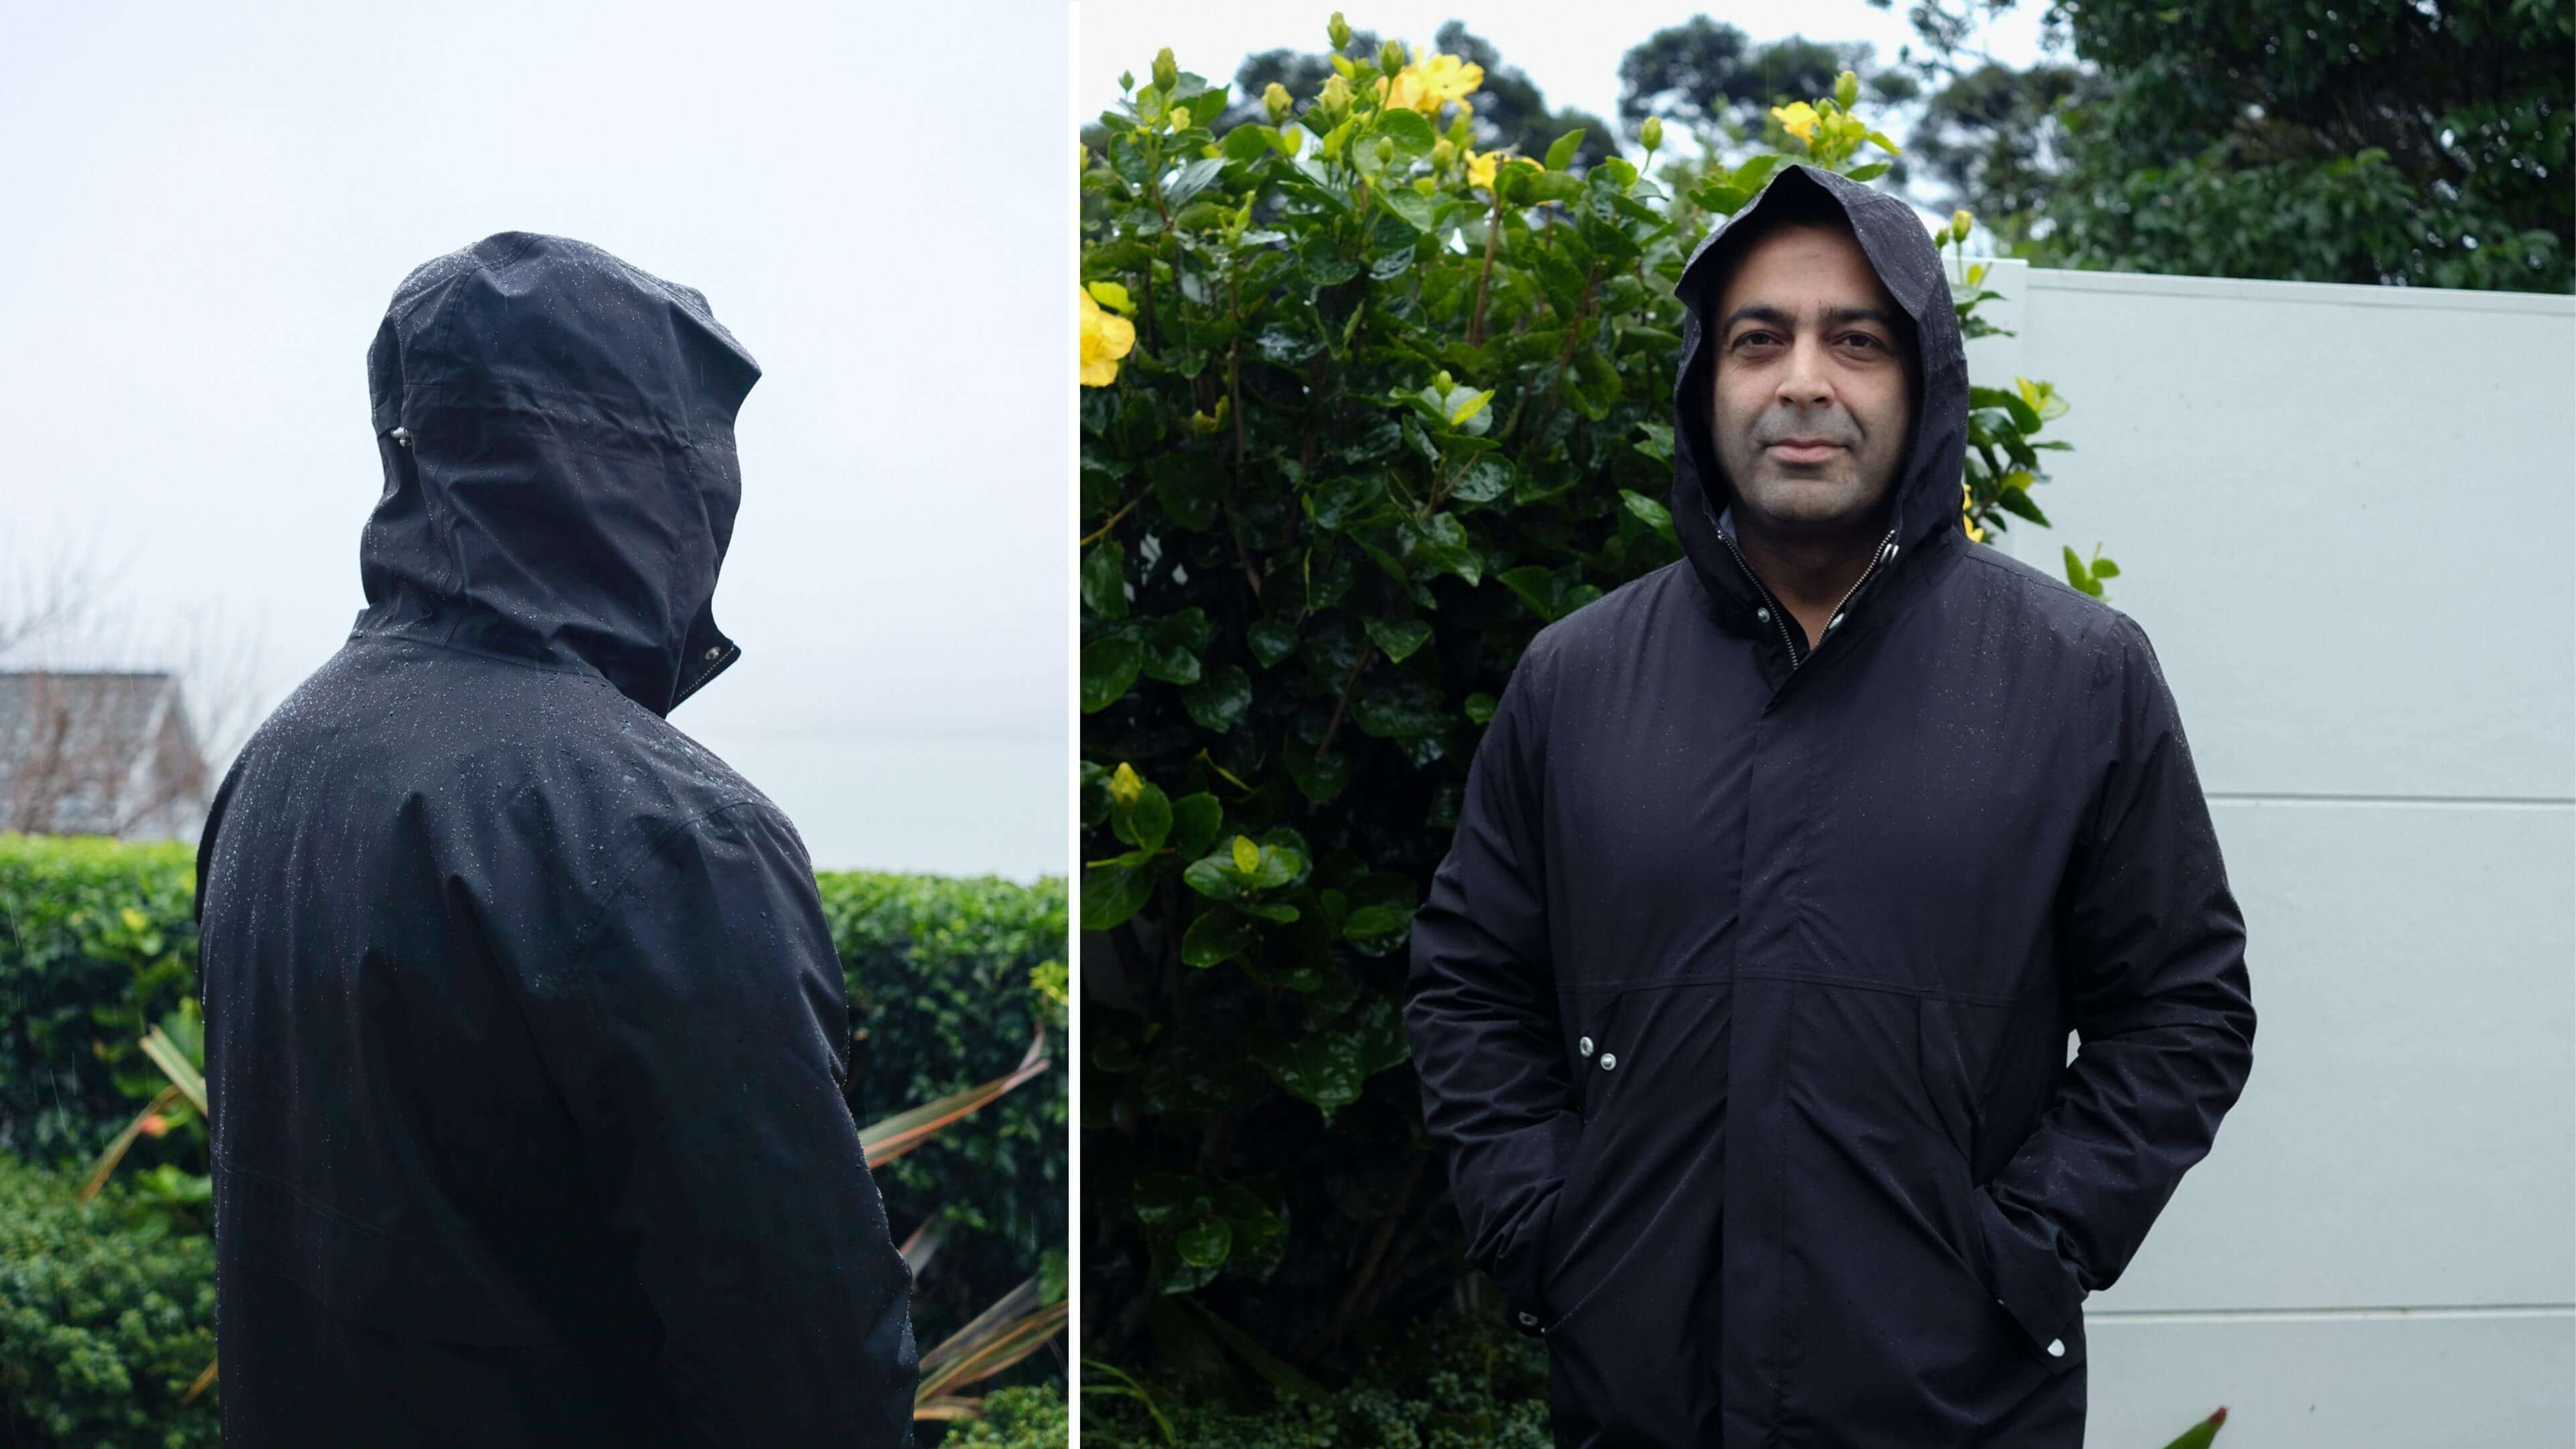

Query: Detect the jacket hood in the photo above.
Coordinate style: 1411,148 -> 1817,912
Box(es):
1667,164 -> 1970,618
357,231 -> 761,716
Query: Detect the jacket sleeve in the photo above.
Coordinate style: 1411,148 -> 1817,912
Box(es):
551,799 -> 920,1446
1404,649 -> 1582,1340
1974,612 -> 2257,1358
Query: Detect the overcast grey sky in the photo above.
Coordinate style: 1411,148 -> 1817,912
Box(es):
1,1 -> 1070,879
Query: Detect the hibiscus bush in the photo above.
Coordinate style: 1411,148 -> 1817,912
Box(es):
1077,12 -> 2092,1389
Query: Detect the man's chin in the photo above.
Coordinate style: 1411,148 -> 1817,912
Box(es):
1739,481 -> 1876,528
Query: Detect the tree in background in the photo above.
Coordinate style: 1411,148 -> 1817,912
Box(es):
1886,0 -> 2570,290
1609,2 -> 2569,292
1901,58 -> 2087,246
1617,15 -> 1923,167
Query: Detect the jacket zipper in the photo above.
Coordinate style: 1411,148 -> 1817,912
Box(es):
1809,528 -> 1899,662
1717,526 -> 1898,673
1717,529 -> 1805,669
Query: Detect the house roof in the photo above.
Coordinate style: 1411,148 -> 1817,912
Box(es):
0,670 -> 207,837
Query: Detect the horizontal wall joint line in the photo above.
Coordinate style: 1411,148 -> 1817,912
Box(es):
2206,790 -> 2575,809
2091,1303 -> 2576,1325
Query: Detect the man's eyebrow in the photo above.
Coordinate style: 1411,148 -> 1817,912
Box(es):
1719,303 -> 1901,335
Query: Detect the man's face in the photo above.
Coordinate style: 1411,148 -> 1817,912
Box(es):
1708,221 -> 1915,535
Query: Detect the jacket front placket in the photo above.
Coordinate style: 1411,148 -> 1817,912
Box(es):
1709,508 -> 1930,1446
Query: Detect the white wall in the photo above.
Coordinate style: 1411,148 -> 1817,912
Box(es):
1969,258 -> 2576,1446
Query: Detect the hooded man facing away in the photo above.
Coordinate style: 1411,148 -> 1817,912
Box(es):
195,233 -> 919,1447
1404,165 -> 2256,1447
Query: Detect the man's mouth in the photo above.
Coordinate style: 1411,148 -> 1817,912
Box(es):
1768,441 -> 1843,462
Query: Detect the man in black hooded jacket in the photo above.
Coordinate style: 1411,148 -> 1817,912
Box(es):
195,233 -> 919,1447
1405,165 -> 2256,1447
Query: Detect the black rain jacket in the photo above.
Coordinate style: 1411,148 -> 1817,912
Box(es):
1405,165 -> 2256,1447
195,233 -> 918,1448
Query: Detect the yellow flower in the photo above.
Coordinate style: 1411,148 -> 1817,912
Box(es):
1771,101 -> 1821,143
1080,288 -> 1135,388
1960,478 -> 1984,543
1465,148 -> 1528,196
1410,52 -> 1484,110
1263,80 -> 1292,122
1375,50 -> 1483,114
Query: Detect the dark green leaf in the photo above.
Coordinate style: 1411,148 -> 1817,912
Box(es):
1081,635 -> 1143,712
1163,156 -> 1227,209
1182,665 -> 1252,734
1995,486 -> 2049,525
1181,906 -> 1258,967
1373,107 -> 1436,162
1081,849 -> 1157,930
1281,733 -> 1352,804
1448,456 -> 1513,504
1377,186 -> 1436,233
1403,513 -> 1481,586
1619,488 -> 1678,544
1175,1217 -> 1232,1269
1354,672 -> 1444,739
1361,616 -> 1432,664
1081,540 -> 1128,620
1246,616 -> 1299,668
1254,322 -> 1324,367
1222,124 -> 1278,163
1169,792 -> 1224,859
1110,778 -> 1173,855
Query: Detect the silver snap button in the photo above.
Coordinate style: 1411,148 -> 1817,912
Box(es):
703,647 -> 724,661
389,427 -> 411,447
2046,1338 -> 2064,1357
1517,1311 -> 1538,1326
1754,607 -> 1770,622
1577,1036 -> 1593,1057
1599,1053 -> 1617,1071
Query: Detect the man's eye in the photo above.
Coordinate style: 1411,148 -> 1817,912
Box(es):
1731,331 -> 1885,350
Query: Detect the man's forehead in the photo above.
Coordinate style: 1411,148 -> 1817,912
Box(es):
1715,223 -> 1898,317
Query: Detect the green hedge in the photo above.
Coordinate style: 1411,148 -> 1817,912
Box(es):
940,1384 -> 1071,1448
0,835 -> 1067,1438
0,1155 -> 220,1449
1081,1301 -> 1554,1448
0,837 -> 199,1166
816,869 -> 1070,1379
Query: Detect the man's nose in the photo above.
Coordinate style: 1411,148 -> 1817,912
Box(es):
1776,336 -> 1837,408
